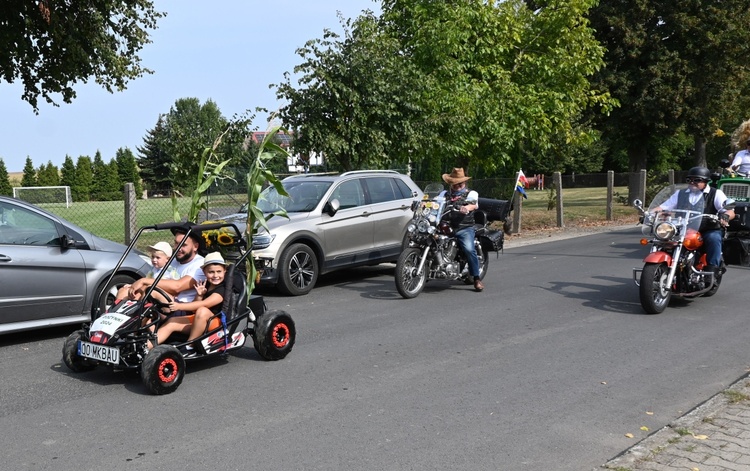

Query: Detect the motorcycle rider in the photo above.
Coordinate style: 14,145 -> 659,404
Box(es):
442,168 -> 484,292
653,166 -> 735,282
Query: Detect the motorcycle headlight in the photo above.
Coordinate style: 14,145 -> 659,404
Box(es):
417,220 -> 431,233
407,222 -> 417,233
654,222 -> 677,240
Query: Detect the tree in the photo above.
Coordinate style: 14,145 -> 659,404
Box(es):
0,159 -> 12,196
137,115 -> 171,192
276,12 -> 424,172
21,157 -> 36,187
91,151 -> 121,201
36,161 -> 60,186
60,155 -> 77,192
73,156 -> 93,201
379,0 -> 616,176
588,0 -> 750,183
115,147 -> 143,197
138,98 -> 230,192
1,1 -> 165,112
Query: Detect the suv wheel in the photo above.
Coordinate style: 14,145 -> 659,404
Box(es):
277,243 -> 319,296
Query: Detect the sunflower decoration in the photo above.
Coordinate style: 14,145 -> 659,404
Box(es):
199,221 -> 240,258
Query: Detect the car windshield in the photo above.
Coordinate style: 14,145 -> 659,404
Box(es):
256,181 -> 332,213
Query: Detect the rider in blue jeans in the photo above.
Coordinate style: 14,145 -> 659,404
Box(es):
442,168 -> 484,292
654,166 -> 735,283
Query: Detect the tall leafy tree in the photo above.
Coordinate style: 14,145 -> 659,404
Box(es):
21,157 -> 36,187
276,12 -> 423,172
380,0 -> 616,176
115,147 -> 143,197
588,0 -> 750,178
91,151 -> 121,201
0,158 -> 12,196
1,1 -> 165,111
73,155 -> 93,201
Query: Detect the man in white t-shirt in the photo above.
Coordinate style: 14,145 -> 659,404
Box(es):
128,226 -> 206,312
731,138 -> 750,175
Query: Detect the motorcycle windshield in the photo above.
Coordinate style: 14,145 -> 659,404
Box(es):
424,183 -> 444,199
645,183 -> 706,234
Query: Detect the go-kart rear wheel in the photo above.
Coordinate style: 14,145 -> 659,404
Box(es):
62,329 -> 96,373
253,310 -> 296,360
141,345 -> 185,395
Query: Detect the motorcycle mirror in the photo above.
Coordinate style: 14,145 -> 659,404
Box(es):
720,158 -> 731,168
723,198 -> 736,211
633,199 -> 643,210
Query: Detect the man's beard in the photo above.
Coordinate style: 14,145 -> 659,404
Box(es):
176,251 -> 192,263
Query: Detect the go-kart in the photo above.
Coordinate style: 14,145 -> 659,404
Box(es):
62,222 -> 296,395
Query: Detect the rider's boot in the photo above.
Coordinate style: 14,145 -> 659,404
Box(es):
705,264 -> 720,285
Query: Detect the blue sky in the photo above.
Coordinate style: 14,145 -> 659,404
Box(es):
0,0 -> 380,173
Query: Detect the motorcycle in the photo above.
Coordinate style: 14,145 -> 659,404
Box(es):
632,184 -> 734,314
395,183 -> 508,299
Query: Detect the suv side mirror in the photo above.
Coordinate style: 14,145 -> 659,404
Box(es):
324,199 -> 340,216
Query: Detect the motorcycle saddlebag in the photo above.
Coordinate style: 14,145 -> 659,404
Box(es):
479,229 -> 504,252
723,236 -> 750,266
477,198 -> 512,222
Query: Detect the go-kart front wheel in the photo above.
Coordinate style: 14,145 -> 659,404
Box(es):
253,310 -> 296,360
141,345 -> 185,395
62,329 -> 96,373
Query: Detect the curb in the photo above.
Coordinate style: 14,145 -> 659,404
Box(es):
601,372 -> 750,470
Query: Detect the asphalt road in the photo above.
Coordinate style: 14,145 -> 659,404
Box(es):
2,226 -> 750,471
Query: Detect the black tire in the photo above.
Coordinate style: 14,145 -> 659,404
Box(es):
62,329 -> 96,373
141,345 -> 185,395
96,274 -> 136,317
395,248 -> 427,299
277,243 -> 318,296
639,263 -> 671,314
253,310 -> 296,360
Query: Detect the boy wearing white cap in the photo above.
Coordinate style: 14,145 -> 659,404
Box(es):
145,241 -> 179,281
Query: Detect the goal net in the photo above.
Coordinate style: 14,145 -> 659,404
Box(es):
13,186 -> 73,208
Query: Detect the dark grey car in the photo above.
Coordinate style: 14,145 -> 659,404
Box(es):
0,196 -> 149,335
225,170 -> 423,295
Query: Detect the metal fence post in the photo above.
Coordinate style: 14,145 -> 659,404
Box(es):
639,169 -> 647,203
606,170 -> 614,221
124,183 -> 136,244
512,190 -> 522,233
554,172 -> 564,227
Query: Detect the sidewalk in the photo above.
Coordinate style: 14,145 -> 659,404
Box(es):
601,373 -> 750,471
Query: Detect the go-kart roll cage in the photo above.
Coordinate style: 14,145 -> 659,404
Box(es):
95,221 -> 248,322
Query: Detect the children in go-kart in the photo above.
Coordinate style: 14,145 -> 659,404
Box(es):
153,251 -> 228,356
116,241 -> 179,303
119,228 -> 206,305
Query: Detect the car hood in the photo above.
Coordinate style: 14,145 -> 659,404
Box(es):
224,211 -> 312,234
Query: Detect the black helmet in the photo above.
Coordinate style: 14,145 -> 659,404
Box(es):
687,166 -> 711,181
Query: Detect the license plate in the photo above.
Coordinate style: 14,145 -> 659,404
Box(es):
78,341 -> 120,365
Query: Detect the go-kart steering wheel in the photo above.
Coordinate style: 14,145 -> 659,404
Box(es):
144,286 -> 173,318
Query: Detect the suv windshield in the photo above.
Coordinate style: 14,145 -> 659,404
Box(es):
256,181 -> 333,213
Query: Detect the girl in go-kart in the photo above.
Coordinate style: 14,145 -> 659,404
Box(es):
152,252 -> 229,357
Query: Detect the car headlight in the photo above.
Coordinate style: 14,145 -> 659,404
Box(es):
654,222 -> 677,240
252,233 -> 275,250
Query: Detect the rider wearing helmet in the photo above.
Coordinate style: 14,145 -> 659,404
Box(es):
654,166 -> 735,281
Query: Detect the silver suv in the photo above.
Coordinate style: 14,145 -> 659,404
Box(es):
227,170 -> 422,295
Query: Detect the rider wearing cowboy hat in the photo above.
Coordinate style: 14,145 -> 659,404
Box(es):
442,167 -> 484,292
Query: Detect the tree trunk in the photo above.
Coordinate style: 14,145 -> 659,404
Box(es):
693,134 -> 707,168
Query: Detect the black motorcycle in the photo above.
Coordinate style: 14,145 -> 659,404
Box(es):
395,184 -> 508,299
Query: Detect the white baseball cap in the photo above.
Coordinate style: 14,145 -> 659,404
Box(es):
148,241 -> 173,258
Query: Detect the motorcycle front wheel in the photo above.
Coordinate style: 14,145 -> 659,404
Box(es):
395,248 -> 427,299
639,262 -> 671,314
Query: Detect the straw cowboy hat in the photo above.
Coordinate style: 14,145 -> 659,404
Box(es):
442,168 -> 472,185
201,251 -> 228,269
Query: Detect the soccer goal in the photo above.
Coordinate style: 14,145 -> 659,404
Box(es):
13,186 -> 73,208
